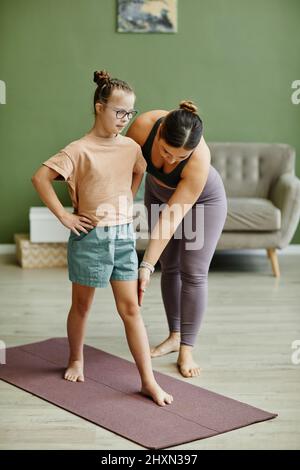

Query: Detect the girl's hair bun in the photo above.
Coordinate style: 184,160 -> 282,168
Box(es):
179,100 -> 198,114
93,70 -> 111,86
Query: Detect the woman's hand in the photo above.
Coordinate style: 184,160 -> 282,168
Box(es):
138,267 -> 151,306
58,211 -> 94,235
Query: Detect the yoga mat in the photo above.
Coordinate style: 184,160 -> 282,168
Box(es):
0,338 -> 277,449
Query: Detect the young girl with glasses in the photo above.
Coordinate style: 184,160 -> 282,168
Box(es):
31,69 -> 173,407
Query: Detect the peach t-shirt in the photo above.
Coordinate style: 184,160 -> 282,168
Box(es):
43,133 -> 147,227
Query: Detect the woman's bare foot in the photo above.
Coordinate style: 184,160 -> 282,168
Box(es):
150,332 -> 180,357
141,381 -> 173,407
64,360 -> 84,382
177,346 -> 201,378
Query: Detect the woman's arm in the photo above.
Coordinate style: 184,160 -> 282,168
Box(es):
143,139 -> 211,267
131,172 -> 144,199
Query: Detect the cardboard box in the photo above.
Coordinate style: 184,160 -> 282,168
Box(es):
14,233 -> 67,268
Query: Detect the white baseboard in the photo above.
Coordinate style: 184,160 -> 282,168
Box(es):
1,243 -> 300,255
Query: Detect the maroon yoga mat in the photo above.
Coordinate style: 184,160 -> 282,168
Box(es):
0,338 -> 277,449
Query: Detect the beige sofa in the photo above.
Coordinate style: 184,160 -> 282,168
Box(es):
134,142 -> 300,277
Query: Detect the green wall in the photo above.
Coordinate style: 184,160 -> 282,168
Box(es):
1,0 -> 299,243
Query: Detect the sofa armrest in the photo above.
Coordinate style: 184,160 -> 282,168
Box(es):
269,173 -> 300,248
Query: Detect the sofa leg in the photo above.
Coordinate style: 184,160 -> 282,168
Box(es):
266,248 -> 280,277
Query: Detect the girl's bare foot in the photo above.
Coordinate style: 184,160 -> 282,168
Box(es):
141,381 -> 173,407
150,332 -> 180,357
64,360 -> 84,382
177,346 -> 201,378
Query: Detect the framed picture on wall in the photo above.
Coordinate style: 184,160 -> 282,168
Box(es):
117,0 -> 178,33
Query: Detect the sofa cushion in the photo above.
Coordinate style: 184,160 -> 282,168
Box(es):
210,143 -> 295,198
224,197 -> 281,231
133,197 -> 281,233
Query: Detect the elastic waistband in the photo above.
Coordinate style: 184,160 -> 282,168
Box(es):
145,166 -> 222,203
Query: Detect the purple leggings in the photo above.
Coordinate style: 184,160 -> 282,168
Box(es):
144,165 -> 228,347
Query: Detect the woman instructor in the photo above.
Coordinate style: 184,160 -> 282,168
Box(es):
126,101 -> 227,378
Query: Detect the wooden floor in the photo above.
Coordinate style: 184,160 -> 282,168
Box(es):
0,252 -> 299,450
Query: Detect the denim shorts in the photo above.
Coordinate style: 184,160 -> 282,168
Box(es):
67,222 -> 138,288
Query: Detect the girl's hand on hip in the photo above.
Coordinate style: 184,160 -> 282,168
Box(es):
58,211 -> 94,235
138,267 -> 151,306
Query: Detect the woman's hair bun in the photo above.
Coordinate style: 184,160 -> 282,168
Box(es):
179,100 -> 198,114
93,70 -> 111,86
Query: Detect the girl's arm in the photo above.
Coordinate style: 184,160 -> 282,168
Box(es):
31,166 -> 94,235
31,166 -> 68,220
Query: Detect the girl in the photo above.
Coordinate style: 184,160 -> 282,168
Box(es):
31,70 -> 173,407
127,102 -> 228,378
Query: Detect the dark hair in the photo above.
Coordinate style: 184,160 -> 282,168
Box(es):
159,100 -> 203,149
93,70 -> 134,114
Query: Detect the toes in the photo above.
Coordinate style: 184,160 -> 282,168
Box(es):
192,368 -> 201,376
165,395 -> 173,404
64,371 -> 71,380
64,368 -> 84,382
157,399 -> 166,406
179,366 -> 190,377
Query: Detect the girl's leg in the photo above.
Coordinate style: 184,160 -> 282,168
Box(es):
64,282 -> 96,382
110,279 -> 173,407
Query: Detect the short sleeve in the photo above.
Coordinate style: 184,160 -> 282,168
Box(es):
42,151 -> 74,181
133,146 -> 147,175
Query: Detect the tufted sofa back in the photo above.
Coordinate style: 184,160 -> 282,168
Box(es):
208,143 -> 295,198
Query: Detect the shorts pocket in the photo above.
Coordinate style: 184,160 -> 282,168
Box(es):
71,227 -> 96,243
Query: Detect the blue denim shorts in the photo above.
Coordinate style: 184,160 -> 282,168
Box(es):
67,222 -> 138,288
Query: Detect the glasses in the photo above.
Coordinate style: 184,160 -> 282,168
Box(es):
101,103 -> 138,120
